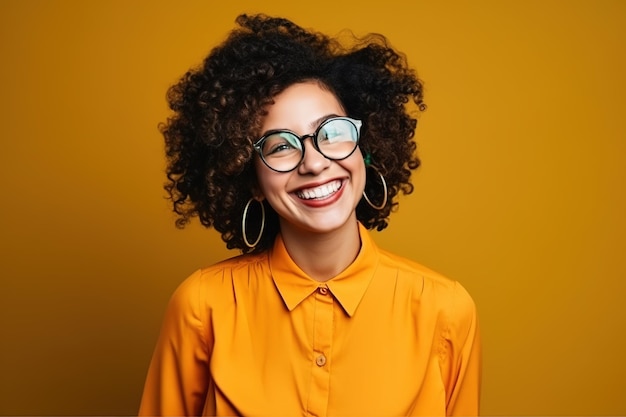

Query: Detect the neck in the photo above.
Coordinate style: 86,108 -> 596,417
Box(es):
279,220 -> 361,282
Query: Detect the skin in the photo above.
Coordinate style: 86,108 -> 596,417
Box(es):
254,81 -> 366,282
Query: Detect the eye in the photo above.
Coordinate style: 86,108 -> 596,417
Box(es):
262,132 -> 301,156
318,120 -> 355,144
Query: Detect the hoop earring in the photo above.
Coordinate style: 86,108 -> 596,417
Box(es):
362,164 -> 388,210
242,198 -> 265,248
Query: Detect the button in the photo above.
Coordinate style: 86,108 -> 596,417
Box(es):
315,354 -> 327,367
318,287 -> 328,295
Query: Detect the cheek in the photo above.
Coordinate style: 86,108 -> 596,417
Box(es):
254,159 -> 282,199
348,156 -> 367,193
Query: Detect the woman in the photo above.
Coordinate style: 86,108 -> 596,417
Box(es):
139,13 -> 481,416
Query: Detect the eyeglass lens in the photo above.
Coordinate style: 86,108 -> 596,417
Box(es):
258,118 -> 361,172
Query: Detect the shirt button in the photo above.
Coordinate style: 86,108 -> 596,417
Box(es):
315,354 -> 327,366
318,287 -> 328,295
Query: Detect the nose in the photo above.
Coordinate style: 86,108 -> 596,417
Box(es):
297,136 -> 330,175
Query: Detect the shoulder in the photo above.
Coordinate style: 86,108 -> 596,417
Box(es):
184,251 -> 268,283
376,248 -> 477,324
168,252 -> 269,309
377,248 -> 455,290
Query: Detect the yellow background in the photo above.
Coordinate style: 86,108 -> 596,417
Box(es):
1,0 -> 625,415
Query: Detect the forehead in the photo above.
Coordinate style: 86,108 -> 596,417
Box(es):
261,82 -> 346,133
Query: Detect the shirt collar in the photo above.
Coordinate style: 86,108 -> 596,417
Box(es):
269,223 -> 379,317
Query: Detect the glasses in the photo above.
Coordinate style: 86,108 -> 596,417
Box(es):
253,117 -> 362,173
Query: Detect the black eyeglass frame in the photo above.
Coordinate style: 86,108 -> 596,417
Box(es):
253,117 -> 363,173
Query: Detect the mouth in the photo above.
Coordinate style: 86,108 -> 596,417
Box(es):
295,180 -> 342,200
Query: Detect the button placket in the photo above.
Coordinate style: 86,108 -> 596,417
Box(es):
307,284 -> 334,415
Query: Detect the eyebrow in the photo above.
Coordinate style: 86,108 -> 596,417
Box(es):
308,114 -> 342,131
260,114 -> 344,138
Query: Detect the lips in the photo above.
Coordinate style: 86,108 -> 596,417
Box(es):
296,180 -> 342,200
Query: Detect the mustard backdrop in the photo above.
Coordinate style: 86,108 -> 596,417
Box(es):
1,0 -> 624,415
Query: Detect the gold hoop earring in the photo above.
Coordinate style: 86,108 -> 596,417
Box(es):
242,198 -> 265,248
363,164 -> 388,210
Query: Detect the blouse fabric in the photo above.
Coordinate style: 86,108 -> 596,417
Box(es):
139,223 -> 481,416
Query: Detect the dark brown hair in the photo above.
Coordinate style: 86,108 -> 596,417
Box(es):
161,13 -> 426,253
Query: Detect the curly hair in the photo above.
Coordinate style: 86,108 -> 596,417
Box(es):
160,13 -> 426,253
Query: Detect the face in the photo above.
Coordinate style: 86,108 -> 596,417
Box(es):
254,81 -> 366,237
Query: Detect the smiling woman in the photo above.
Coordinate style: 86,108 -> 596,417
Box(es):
139,13 -> 480,416
252,81 -> 368,266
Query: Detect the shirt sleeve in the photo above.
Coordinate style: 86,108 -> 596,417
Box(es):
443,281 -> 482,416
139,270 -> 212,416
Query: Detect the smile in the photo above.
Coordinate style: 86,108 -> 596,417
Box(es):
296,180 -> 342,200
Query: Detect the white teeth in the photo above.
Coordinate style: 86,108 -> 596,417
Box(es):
297,180 -> 341,200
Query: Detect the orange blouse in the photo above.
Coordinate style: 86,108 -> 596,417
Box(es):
139,223 -> 481,416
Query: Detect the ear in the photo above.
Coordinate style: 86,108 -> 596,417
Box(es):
250,184 -> 265,201
249,163 -> 266,200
